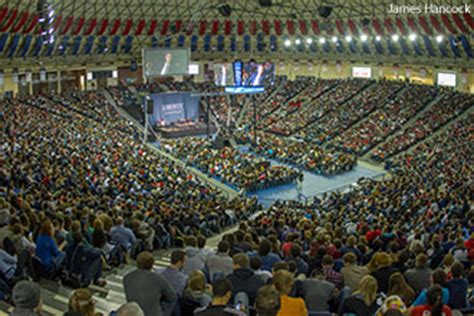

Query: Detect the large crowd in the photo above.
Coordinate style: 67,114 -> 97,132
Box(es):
237,132 -> 358,176
161,137 -> 302,192
296,80 -> 405,145
243,78 -> 312,129
266,79 -> 370,136
0,91 -> 259,305
371,91 -> 474,161
0,75 -> 473,316
328,84 -> 439,155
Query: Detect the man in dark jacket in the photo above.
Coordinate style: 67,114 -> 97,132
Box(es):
123,251 -> 176,316
194,278 -> 245,316
226,253 -> 265,305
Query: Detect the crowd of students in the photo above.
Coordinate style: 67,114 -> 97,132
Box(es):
0,90 -> 259,302
266,79 -> 370,136
329,84 -> 439,155
243,78 -> 312,129
1,75 -> 473,316
161,137 -> 302,192
296,80 -> 404,145
371,91 -> 474,162
237,133 -> 357,176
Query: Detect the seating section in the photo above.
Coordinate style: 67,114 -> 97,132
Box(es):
297,80 -> 405,144
244,78 -> 312,127
237,132 -> 357,175
1,79 -> 473,316
371,91 -> 474,161
329,84 -> 439,155
161,137 -> 302,192
266,78 -> 371,136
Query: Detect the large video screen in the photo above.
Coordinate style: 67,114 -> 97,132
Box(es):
437,72 -> 456,87
241,60 -> 275,86
213,63 -> 235,86
352,67 -> 372,78
143,48 -> 189,77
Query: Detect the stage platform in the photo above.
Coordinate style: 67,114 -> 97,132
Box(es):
155,122 -> 217,138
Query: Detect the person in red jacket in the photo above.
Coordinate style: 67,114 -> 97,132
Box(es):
410,285 -> 452,316
464,233 -> 474,252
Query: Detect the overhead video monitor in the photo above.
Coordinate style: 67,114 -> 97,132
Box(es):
437,72 -> 456,87
143,48 -> 189,77
213,63 -> 234,86
243,60 -> 276,86
234,59 -> 275,87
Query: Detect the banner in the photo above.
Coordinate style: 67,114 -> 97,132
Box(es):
150,92 -> 200,125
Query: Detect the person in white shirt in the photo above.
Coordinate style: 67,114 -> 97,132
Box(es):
160,53 -> 173,75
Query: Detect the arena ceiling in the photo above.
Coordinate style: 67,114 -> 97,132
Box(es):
0,0 -> 473,68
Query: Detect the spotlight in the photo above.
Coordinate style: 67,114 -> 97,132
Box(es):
375,35 -> 381,42
392,34 -> 399,41
360,34 -> 368,42
331,36 -> 338,43
436,35 -> 443,43
345,36 -> 352,42
295,38 -> 301,45
284,39 -> 291,47
306,38 -> 313,44
319,37 -> 326,44
409,33 -> 417,41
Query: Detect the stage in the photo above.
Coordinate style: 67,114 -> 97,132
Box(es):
155,121 -> 217,138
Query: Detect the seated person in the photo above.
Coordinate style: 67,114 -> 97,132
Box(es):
35,220 -> 65,276
194,278 -> 245,316
255,285 -> 281,316
410,285 -> 453,316
11,281 -> 42,316
272,269 -> 307,316
183,271 -> 212,308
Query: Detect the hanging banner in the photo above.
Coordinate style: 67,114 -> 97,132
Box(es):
307,62 -> 313,71
12,69 -> 19,83
40,68 -> 46,81
405,67 -> 411,78
419,68 -> 426,78
0,72 -> 4,86
335,62 -> 342,73
26,71 -> 32,83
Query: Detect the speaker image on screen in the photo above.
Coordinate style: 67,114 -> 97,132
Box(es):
318,6 -> 333,18
143,48 -> 189,77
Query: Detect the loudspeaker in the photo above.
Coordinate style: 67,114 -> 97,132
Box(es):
218,4 -> 232,17
361,18 -> 371,27
259,0 -> 272,7
318,6 -> 333,18
146,99 -> 153,114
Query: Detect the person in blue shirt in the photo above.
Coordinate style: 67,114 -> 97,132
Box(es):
412,269 -> 450,307
110,216 -> 136,252
35,220 -> 65,276
249,239 -> 281,272
446,261 -> 468,309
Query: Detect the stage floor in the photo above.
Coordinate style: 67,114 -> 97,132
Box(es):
235,146 -> 386,207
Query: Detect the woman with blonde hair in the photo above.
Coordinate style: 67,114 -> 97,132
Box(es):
66,288 -> 102,316
338,275 -> 379,316
371,252 -> 397,294
273,269 -> 307,316
388,272 -> 415,306
183,270 -> 212,308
